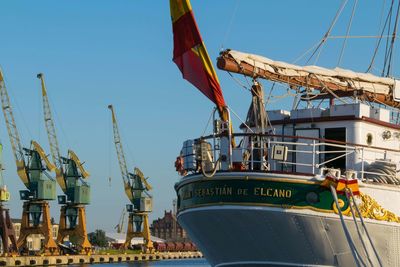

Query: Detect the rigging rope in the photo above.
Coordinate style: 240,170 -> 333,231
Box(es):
220,0 -> 240,51
329,35 -> 393,39
258,82 -> 275,134
264,83 -> 275,105
227,71 -> 250,92
382,0 -> 395,76
385,0 -> 400,76
226,1 -> 400,114
307,0 -> 349,64
293,40 -> 322,64
330,185 -> 365,267
337,0 -> 359,66
310,73 -> 348,104
346,191 -> 375,267
368,0 -> 393,73
201,109 -> 215,137
347,190 -> 384,267
367,0 -> 387,73
364,160 -> 400,184
228,106 -> 254,133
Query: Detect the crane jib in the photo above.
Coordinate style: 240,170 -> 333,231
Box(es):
0,69 -> 30,187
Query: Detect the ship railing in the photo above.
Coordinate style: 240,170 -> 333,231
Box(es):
357,147 -> 399,183
192,132 -> 400,180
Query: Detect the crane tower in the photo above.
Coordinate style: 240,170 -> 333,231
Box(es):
108,105 -> 153,252
37,73 -> 91,254
0,142 -> 17,255
0,69 -> 58,255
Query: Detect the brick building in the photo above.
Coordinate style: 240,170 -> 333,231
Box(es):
150,211 -> 189,242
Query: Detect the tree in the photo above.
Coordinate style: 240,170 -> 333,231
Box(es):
88,229 -> 108,247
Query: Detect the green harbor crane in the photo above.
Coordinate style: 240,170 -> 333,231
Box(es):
108,105 -> 153,252
37,73 -> 91,254
0,69 -> 58,255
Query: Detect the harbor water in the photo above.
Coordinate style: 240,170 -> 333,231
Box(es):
71,259 -> 210,267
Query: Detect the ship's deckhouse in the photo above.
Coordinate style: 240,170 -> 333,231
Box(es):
264,103 -> 400,180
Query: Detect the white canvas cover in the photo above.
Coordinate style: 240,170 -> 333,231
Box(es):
227,50 -> 394,95
394,79 -> 400,102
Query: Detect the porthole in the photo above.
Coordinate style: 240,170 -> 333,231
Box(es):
366,133 -> 373,146
306,192 -> 319,204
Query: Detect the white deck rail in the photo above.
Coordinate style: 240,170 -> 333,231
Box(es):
190,133 -> 400,183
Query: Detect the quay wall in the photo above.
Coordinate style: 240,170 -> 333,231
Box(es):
0,251 -> 203,266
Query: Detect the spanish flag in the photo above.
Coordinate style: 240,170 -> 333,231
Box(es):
170,0 -> 226,115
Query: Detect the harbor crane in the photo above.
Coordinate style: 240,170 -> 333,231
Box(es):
114,208 -> 126,234
37,73 -> 91,254
108,105 -> 153,252
0,69 -> 58,255
0,142 -> 17,255
114,207 -> 126,234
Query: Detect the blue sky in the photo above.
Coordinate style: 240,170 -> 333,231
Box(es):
0,1 -> 397,232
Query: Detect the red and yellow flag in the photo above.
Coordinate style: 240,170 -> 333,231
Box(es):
170,0 -> 226,114
336,178 -> 360,196
321,175 -> 360,196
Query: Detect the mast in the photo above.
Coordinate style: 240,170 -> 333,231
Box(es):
245,81 -> 267,133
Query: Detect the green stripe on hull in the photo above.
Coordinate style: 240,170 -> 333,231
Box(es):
176,177 -> 349,214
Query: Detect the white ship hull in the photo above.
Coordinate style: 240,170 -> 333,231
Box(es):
178,205 -> 400,267
175,173 -> 400,267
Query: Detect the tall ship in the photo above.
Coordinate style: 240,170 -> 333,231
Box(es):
170,1 -> 400,266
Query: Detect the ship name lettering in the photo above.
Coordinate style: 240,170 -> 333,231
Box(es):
254,187 -> 292,198
182,190 -> 193,200
195,186 -> 233,197
237,188 -> 248,195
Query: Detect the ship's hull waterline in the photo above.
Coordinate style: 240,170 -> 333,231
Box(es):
176,173 -> 400,267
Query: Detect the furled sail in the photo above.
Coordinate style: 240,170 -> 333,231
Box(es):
217,49 -> 400,108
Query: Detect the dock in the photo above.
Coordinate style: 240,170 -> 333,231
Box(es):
0,251 -> 203,266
